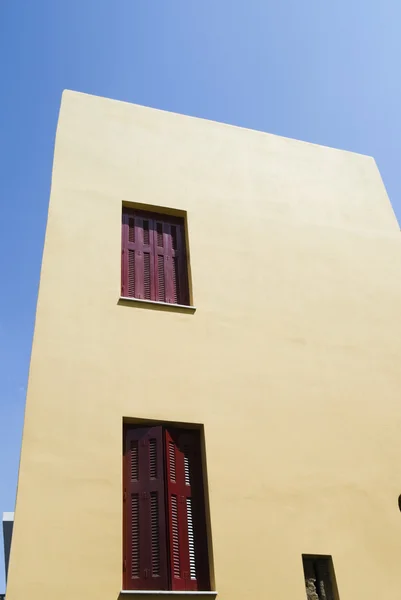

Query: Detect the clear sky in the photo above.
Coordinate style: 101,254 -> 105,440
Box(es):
1,0 -> 400,590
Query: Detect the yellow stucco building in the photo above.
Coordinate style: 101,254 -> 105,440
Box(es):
6,90 -> 401,600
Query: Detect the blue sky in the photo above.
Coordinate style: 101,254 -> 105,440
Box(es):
1,0 -> 400,590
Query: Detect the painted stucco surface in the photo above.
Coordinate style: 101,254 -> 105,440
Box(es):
6,91 -> 401,600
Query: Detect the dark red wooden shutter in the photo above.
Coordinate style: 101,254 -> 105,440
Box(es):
164,429 -> 210,591
173,221 -> 189,306
122,209 -> 189,305
122,210 -> 156,300
123,426 -> 168,590
154,218 -> 188,305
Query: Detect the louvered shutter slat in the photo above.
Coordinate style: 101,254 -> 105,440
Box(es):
123,426 -> 168,590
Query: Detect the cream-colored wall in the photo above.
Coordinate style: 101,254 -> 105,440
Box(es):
7,90 -> 401,600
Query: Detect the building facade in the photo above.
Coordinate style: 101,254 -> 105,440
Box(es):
6,90 -> 401,600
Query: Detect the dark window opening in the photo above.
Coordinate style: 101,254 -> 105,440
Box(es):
302,555 -> 337,600
121,209 -> 189,305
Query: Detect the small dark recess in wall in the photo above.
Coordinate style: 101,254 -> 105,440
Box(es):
302,555 -> 338,600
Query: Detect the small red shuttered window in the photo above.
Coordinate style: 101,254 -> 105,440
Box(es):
121,209 -> 189,305
123,426 -> 210,591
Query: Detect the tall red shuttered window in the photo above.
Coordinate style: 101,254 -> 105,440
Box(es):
121,209 -> 189,305
123,425 -> 210,591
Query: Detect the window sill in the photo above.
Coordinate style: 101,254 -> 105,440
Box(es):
119,297 -> 196,313
120,592 -> 217,597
